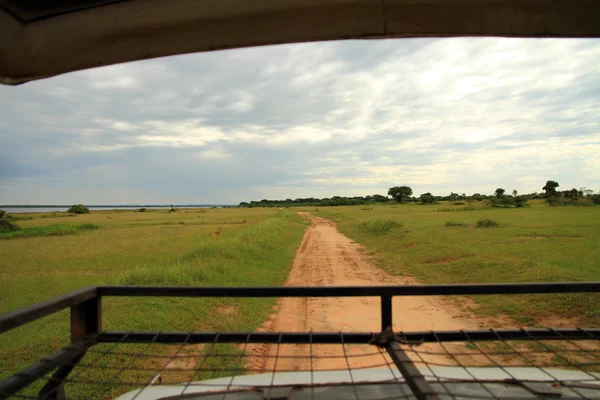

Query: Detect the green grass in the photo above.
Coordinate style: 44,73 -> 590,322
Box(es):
357,219 -> 402,235
0,223 -> 98,239
445,221 -> 469,227
312,200 -> 600,327
0,208 -> 306,399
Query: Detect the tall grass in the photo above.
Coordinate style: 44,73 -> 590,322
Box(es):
357,219 -> 402,235
0,209 -> 305,400
0,223 -> 98,239
445,221 -> 468,227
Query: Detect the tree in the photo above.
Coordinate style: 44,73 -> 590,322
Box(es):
419,192 -> 436,204
471,193 -> 483,201
494,188 -> 505,198
542,180 -> 559,196
68,204 -> 89,214
512,189 -> 518,197
388,186 -> 413,203
372,194 -> 388,203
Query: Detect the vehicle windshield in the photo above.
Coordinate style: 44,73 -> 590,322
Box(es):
0,36 -> 599,400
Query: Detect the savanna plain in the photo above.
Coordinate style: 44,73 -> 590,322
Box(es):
1,201 -> 599,399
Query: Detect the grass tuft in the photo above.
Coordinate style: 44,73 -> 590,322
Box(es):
476,218 -> 500,228
445,221 -> 468,227
357,219 -> 402,235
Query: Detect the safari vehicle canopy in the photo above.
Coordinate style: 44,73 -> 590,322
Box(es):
1,0 -> 599,85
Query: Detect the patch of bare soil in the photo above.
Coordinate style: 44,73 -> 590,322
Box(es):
245,213 -> 497,373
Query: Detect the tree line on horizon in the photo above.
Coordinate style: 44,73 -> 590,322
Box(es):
238,180 -> 599,208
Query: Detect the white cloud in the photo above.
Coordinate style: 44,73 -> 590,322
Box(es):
0,37 -> 598,204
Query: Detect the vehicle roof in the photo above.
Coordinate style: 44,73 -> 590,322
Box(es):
1,0 -> 599,85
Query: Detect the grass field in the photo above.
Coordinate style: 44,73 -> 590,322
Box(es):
310,200 -> 600,327
0,207 -> 307,399
1,202 -> 599,398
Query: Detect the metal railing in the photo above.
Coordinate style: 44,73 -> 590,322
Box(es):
1,282 -> 599,400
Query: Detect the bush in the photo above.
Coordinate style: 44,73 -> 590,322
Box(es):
476,218 -> 500,228
358,219 -> 402,235
68,204 -> 89,214
452,202 -> 466,205
0,223 -> 98,239
138,207 -> 147,212
445,221 -> 468,227
547,197 -> 593,207
592,195 -> 600,205
0,219 -> 20,233
77,223 -> 99,230
0,209 -> 5,219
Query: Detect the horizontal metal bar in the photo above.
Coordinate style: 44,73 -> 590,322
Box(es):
0,286 -> 98,335
0,344 -> 87,400
98,282 -> 600,298
98,328 -> 600,345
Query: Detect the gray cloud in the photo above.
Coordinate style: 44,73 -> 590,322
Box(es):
0,38 -> 599,204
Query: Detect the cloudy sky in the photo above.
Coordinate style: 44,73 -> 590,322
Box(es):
0,38 -> 598,205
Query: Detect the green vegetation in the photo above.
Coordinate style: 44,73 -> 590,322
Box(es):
445,221 -> 468,227
388,186 -> 413,203
313,201 -> 600,327
476,218 -> 500,228
68,204 -> 90,214
0,219 -> 20,233
357,219 -> 402,235
241,179 -> 597,209
0,208 -> 305,399
0,223 -> 98,239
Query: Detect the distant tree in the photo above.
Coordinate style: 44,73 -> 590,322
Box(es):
512,189 -> 518,197
494,188 -> 505,198
0,209 -> 5,219
372,194 -> 389,203
388,186 -> 413,203
471,193 -> 483,201
419,192 -> 436,204
448,192 -> 460,201
542,180 -> 559,196
0,219 -> 20,233
564,188 -> 582,200
514,196 -> 529,208
68,204 -> 89,214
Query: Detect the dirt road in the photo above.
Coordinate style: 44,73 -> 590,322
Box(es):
246,213 -> 485,372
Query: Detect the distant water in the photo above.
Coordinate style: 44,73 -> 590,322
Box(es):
1,206 -> 227,213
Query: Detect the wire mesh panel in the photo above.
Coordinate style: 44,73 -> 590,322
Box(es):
1,284 -> 599,400
4,329 -> 600,400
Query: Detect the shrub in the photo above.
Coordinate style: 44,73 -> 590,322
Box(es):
592,195 -> 600,205
138,207 -> 147,212
77,223 -> 99,230
358,219 -> 402,235
0,209 -> 5,219
476,218 -> 500,228
68,204 -> 89,214
0,223 -> 98,239
452,202 -> 466,205
0,219 -> 20,233
445,221 -> 468,227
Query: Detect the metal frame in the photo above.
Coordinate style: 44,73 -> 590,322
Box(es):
1,282 -> 599,400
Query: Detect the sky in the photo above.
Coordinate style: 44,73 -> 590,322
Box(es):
0,38 -> 598,205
